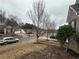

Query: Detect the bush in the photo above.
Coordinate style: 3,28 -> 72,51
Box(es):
56,25 -> 74,47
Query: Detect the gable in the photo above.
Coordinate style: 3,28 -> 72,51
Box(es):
71,4 -> 79,15
67,6 -> 76,22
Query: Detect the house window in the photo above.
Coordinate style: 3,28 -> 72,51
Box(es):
71,21 -> 75,28
71,19 -> 76,33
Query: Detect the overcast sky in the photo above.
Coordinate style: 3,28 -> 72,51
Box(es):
0,0 -> 75,28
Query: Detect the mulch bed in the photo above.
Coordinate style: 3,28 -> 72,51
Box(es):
20,45 -> 77,59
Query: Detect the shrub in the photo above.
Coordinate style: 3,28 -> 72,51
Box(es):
56,25 -> 74,47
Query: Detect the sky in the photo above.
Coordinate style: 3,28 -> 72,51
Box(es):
0,0 -> 75,28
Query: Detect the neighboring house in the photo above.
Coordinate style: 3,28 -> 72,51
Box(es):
0,19 -> 20,35
0,24 -> 12,34
0,10 -> 22,36
67,0 -> 79,53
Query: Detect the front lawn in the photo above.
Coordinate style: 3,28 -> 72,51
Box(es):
0,39 -> 46,59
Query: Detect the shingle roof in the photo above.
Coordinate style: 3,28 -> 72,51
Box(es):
71,4 -> 79,15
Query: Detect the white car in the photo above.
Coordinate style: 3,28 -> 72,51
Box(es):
0,37 -> 19,45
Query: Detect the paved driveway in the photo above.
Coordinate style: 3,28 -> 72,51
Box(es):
15,34 -> 35,42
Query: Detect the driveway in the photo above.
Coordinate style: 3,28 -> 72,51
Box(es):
15,34 -> 36,42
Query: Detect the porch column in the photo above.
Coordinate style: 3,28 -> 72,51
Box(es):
4,28 -> 6,34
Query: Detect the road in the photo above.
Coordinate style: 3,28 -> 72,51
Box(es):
0,34 -> 53,43
15,34 -> 36,42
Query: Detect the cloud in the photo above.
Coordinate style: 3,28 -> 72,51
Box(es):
47,0 -> 75,28
0,0 -> 75,27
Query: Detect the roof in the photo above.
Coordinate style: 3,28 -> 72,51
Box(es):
71,4 -> 79,15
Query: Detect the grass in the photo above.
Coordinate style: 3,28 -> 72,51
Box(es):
0,39 -> 46,59
0,38 -> 59,59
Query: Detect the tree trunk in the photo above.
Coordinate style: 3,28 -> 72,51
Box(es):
46,31 -> 49,41
36,29 -> 39,43
36,34 -> 39,42
66,38 -> 70,52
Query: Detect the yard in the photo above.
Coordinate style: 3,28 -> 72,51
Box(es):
0,39 -> 46,59
0,38 -> 78,59
21,45 -> 73,59
0,37 -> 59,59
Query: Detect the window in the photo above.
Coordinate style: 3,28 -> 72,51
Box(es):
5,38 -> 14,40
71,19 -> 76,33
71,21 -> 75,28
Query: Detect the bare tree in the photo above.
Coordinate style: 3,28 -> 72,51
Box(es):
6,15 -> 19,34
0,10 -> 6,25
43,14 -> 56,40
27,0 -> 49,42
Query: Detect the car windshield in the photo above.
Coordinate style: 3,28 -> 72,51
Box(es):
5,38 -> 14,40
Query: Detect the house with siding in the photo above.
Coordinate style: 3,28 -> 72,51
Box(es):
67,0 -> 79,53
67,0 -> 79,32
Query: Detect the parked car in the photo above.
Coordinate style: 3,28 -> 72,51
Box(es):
0,37 -> 19,45
0,40 -> 5,45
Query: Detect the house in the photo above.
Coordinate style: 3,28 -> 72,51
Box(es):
0,19 -> 20,35
67,0 -> 79,53
67,0 -> 79,32
0,24 -> 12,34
